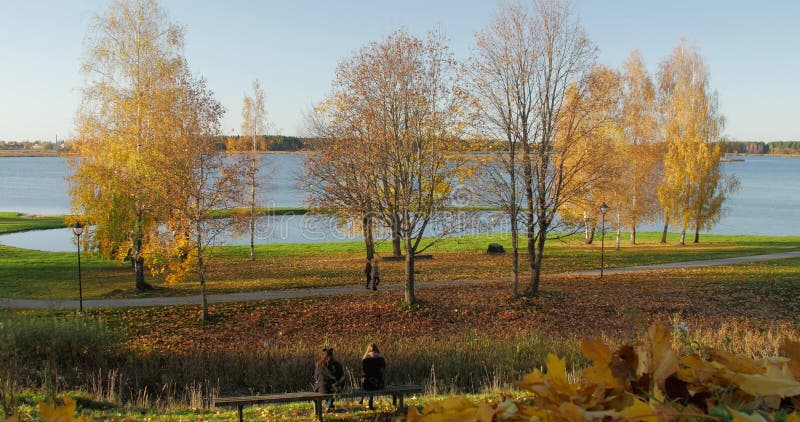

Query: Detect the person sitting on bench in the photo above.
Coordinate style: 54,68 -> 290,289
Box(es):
361,343 -> 385,410
314,347 -> 344,411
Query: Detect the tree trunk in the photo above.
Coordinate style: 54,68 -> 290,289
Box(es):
510,207 -> 519,299
630,196 -> 637,245
583,211 -> 590,242
509,144 -> 519,299
587,225 -> 595,244
249,154 -> 257,261
362,213 -> 375,261
133,216 -> 151,291
679,229 -> 686,245
197,218 -> 209,321
391,214 -> 402,257
403,235 -> 415,305
693,226 -> 700,244
660,221 -> 669,244
522,147 -> 535,297
615,212 -> 621,251
134,253 -> 146,290
528,228 -> 546,297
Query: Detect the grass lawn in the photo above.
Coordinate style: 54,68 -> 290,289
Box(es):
1,213 -> 798,299
0,211 -> 66,233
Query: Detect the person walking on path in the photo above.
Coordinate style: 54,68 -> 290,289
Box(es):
361,343 -> 386,410
364,259 -> 372,289
370,259 -> 380,291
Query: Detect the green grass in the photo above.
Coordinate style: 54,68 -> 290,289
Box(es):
0,231 -> 798,299
0,212 -> 66,234
11,390 -> 513,421
0,213 -> 798,299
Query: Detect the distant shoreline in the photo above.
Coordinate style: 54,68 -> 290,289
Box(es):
2,150 -> 800,158
0,150 -> 308,157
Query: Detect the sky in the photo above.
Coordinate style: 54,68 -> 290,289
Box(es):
0,0 -> 798,142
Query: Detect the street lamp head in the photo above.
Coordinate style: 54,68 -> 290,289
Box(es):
599,202 -> 609,215
72,222 -> 84,237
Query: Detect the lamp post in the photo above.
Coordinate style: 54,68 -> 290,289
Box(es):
72,222 -> 84,314
599,202 -> 609,278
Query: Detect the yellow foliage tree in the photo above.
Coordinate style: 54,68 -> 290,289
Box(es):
619,50 -> 662,245
70,0 -> 190,290
241,80 -> 269,261
657,40 -> 736,244
308,29 -> 465,305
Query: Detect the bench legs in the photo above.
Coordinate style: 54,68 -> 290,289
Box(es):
237,404 -> 243,422
390,394 -> 406,411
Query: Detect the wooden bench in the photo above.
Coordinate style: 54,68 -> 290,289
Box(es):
380,254 -> 433,261
213,384 -> 423,421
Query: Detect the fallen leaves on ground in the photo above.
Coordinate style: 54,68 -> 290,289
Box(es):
407,323 -> 800,421
92,266 -> 799,358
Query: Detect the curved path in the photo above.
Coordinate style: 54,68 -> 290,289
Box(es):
3,250 -> 799,310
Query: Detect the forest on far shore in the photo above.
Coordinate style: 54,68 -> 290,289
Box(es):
724,140 -> 800,155
3,138 -> 800,155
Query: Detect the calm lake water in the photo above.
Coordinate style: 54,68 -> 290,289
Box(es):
1,154 -> 798,251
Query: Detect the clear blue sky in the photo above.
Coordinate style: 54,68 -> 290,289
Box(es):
1,0 -> 797,141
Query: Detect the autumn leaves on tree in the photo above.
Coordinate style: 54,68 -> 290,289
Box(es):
306,29 -> 465,305
70,0 -> 248,319
70,0 -> 737,306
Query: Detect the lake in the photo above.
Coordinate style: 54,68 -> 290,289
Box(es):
1,154 -> 798,251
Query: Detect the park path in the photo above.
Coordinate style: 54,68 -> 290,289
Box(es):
3,250 -> 799,310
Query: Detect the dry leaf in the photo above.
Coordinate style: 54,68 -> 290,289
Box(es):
648,322 -> 679,392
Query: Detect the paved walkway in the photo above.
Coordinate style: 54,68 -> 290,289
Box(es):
3,250 -> 799,310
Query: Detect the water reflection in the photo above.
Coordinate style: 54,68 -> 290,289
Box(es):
0,212 -> 508,252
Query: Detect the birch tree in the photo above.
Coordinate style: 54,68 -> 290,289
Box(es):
657,40 -> 734,244
70,0 -> 187,290
241,80 -> 268,261
619,50 -> 661,245
163,73 -> 245,321
557,65 -> 624,248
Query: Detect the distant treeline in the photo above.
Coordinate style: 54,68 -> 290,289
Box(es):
218,135 -> 313,152
724,141 -> 800,155
6,138 -> 799,155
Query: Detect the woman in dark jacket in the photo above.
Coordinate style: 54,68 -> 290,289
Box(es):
314,348 -> 344,410
361,343 -> 385,409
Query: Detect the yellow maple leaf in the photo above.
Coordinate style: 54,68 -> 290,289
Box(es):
709,349 -> 765,375
557,402 -> 587,421
619,397 -> 659,422
38,396 -> 90,422
581,338 -> 626,390
648,322 -> 678,392
783,339 -> 800,380
737,359 -> 800,398
474,402 -> 496,422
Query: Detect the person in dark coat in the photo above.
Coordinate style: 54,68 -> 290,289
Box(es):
370,259 -> 380,291
361,343 -> 385,410
314,348 -> 345,411
364,259 -> 372,289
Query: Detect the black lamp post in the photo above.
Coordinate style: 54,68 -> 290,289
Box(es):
72,222 -> 84,314
599,202 -> 609,278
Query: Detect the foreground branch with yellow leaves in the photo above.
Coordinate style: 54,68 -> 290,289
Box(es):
408,322 -> 800,421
